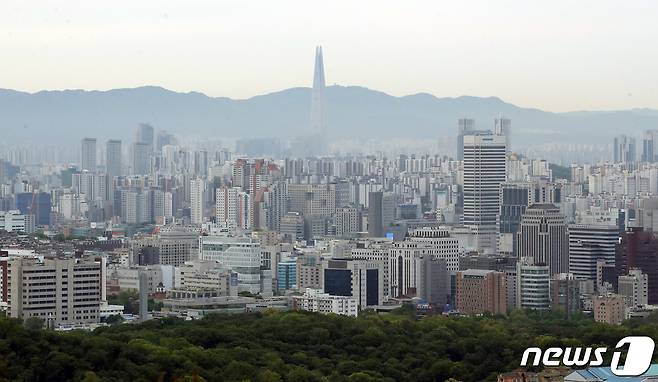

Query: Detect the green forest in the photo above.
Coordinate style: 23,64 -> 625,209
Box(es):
1,309 -> 657,382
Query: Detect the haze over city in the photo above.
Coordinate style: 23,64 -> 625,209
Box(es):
1,3 -> 658,382
2,0 -> 658,112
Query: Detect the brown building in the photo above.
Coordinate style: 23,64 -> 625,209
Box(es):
593,294 -> 626,325
456,269 -> 507,315
615,227 -> 658,304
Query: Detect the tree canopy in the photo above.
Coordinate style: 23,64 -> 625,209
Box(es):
0,309 -> 656,381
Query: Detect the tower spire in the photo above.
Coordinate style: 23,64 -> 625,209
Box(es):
311,46 -> 328,138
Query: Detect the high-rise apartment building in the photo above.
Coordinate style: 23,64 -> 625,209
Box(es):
613,135 -> 636,163
216,186 -> 251,230
132,142 -> 151,175
106,139 -> 122,177
190,178 -> 205,225
81,137 -> 97,172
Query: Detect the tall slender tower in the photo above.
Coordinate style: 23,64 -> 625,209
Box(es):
311,46 -> 328,142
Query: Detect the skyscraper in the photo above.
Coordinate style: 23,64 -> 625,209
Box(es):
132,142 -> 150,175
81,137 -> 97,172
456,118 -> 475,161
494,117 -> 512,154
135,123 -> 154,151
516,204 -> 569,275
311,46 -> 328,138
568,223 -> 619,281
642,130 -> 657,162
190,178 -> 205,225
106,140 -> 122,177
462,131 -> 507,252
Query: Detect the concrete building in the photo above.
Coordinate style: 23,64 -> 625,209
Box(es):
292,288 -> 357,317
296,253 -> 322,290
81,137 -> 97,172
516,259 -> 550,310
593,294 -> 626,325
516,204 -> 569,276
462,132 -> 507,253
199,236 -> 263,294
455,269 -> 507,315
174,260 -> 237,297
549,273 -> 580,318
568,223 -> 619,281
1,257 -> 104,327
280,212 -> 305,243
320,258 -> 384,310
0,211 -> 35,234
216,186 -> 251,230
106,139 -> 122,178
618,268 -> 649,308
616,228 -> 658,304
190,178 -> 205,225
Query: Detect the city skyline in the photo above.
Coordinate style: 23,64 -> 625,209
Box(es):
1,1 -> 658,112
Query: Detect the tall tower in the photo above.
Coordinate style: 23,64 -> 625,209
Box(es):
311,46 -> 328,141
81,138 -> 97,172
106,139 -> 122,177
462,131 -> 507,253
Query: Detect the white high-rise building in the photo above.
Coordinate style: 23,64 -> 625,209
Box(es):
216,186 -> 251,230
190,178 -> 205,225
388,227 -> 459,298
516,259 -> 550,310
462,132 -> 507,253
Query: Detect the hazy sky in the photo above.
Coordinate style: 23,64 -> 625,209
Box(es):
1,1 -> 657,112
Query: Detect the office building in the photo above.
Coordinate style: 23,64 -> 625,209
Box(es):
516,204 -> 569,275
135,123 -> 154,150
549,273 -> 580,318
593,294 -> 626,325
174,260 -> 236,297
277,260 -> 297,292
618,268 -> 649,308
389,228 -> 460,298
462,132 -> 507,253
321,258 -> 384,310
1,257 -> 104,327
516,259 -> 550,310
455,269 -> 507,315
0,211 -> 35,234
494,117 -> 512,154
568,223 -> 619,281
615,228 -> 658,304
292,288 -> 357,317
200,236 -> 263,294
456,118 -> 475,161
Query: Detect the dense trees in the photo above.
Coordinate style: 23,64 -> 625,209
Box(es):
0,309 -> 656,381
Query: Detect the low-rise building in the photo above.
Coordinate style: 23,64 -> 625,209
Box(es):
292,288 -> 358,317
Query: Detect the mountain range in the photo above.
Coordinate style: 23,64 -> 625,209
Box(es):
0,85 -> 654,146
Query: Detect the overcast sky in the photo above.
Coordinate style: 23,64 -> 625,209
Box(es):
1,0 -> 657,112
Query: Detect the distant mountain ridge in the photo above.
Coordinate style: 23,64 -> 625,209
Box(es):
0,85 -> 654,145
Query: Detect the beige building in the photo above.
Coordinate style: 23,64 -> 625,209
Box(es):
1,257 -> 104,327
593,294 -> 626,325
456,269 -> 507,315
